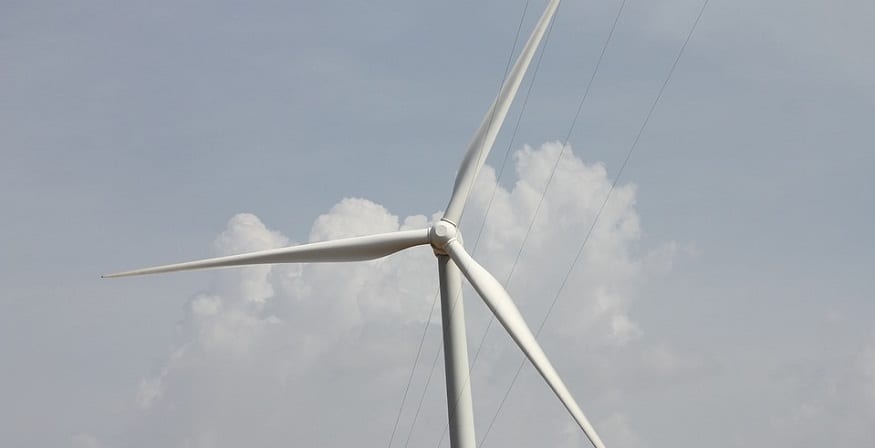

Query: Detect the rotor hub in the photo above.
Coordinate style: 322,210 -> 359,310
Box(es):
430,219 -> 462,255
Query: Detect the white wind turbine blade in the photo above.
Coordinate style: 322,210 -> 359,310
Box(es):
444,240 -> 606,448
442,0 -> 561,225
103,228 -> 431,278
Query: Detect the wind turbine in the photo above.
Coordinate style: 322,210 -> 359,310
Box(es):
105,1 -> 606,447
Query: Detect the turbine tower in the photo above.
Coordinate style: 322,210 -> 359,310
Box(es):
105,1 -> 606,446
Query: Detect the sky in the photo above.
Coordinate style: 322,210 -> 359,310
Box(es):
1,0 -> 873,447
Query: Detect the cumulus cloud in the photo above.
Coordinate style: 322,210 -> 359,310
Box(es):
106,142 -> 692,447
464,142 -> 653,348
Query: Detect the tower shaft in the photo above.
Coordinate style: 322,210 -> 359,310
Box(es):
437,255 -> 476,448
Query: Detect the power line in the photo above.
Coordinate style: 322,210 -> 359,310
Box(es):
479,1 -> 711,445
386,2 -> 533,447
436,9 -> 560,448
385,290 -> 440,448
435,6 -> 562,448
477,0 -> 631,444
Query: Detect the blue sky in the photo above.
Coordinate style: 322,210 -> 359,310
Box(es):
1,1 -> 873,446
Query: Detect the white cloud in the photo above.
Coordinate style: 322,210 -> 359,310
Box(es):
109,142 -> 690,446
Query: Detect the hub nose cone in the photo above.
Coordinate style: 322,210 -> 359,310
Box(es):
430,220 -> 462,254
